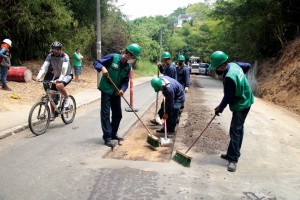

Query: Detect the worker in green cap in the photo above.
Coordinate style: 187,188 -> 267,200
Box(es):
176,55 -> 190,93
93,43 -> 142,147
209,50 -> 254,172
157,51 -> 177,80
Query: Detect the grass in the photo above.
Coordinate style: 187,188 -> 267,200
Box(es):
133,60 -> 158,77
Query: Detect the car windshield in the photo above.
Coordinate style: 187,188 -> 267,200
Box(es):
200,64 -> 208,68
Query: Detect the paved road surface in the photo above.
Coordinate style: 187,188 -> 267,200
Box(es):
0,75 -> 299,200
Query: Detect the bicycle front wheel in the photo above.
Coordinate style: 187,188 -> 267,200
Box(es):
28,101 -> 50,136
61,95 -> 76,124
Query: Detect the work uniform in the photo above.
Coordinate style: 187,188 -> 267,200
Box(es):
157,63 -> 178,120
160,76 -> 185,133
93,54 -> 130,142
218,62 -> 254,163
159,63 -> 177,80
176,64 -> 190,88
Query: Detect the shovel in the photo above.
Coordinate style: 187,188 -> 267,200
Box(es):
160,97 -> 173,147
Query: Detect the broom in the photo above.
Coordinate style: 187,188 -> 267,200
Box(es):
106,75 -> 160,148
172,114 -> 216,167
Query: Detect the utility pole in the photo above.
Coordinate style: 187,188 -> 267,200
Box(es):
96,0 -> 102,86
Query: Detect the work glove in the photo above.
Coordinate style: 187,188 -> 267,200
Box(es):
184,87 -> 189,93
162,112 -> 168,120
214,106 -> 222,116
157,62 -> 162,67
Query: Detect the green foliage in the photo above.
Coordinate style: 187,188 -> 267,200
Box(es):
134,60 -> 157,77
1,0 -> 298,65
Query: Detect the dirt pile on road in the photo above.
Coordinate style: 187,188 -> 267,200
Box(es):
257,36 -> 300,115
106,76 -> 229,162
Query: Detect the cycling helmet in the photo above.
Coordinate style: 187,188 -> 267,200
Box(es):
51,41 -> 62,50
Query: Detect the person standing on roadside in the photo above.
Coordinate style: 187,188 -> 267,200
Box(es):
209,50 -> 254,172
176,55 -> 190,93
73,48 -> 84,82
93,43 -> 142,148
157,51 -> 177,80
0,39 -> 12,91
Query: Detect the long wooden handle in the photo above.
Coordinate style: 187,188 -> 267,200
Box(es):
106,75 -> 156,138
185,114 -> 216,154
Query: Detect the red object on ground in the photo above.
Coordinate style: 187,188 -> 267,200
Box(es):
7,67 -> 32,82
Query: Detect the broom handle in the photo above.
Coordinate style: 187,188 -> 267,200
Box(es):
185,114 -> 216,154
155,65 -> 160,115
106,75 -> 154,137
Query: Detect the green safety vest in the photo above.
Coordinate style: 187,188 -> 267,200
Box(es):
225,62 -> 254,111
98,54 -> 130,95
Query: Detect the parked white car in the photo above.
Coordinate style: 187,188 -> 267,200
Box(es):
199,63 -> 209,75
191,63 -> 200,74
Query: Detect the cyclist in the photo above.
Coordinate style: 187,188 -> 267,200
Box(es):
34,41 -> 72,120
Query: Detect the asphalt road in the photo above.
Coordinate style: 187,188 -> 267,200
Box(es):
0,75 -> 299,200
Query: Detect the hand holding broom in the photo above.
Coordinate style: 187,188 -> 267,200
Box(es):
106,75 -> 160,148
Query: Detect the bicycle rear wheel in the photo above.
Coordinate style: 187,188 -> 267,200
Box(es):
61,95 -> 76,124
28,101 -> 50,136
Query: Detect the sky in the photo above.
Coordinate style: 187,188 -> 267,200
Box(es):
114,0 -> 204,20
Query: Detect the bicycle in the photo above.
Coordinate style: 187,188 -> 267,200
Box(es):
28,80 -> 76,136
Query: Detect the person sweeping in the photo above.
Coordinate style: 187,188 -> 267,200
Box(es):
209,50 -> 254,172
151,76 -> 185,138
93,43 -> 142,148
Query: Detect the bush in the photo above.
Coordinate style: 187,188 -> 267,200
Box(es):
133,60 -> 158,77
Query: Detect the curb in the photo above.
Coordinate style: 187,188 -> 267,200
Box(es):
0,97 -> 100,140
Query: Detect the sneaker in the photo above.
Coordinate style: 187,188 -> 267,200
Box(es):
49,113 -> 56,121
64,97 -> 71,108
104,140 -> 115,148
220,154 -> 229,161
2,85 -> 12,91
112,135 -> 124,141
227,162 -> 237,172
156,127 -> 165,133
167,132 -> 175,138
150,118 -> 162,125
150,119 -> 159,125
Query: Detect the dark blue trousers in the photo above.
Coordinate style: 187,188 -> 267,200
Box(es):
167,102 -> 183,132
0,66 -> 8,87
101,92 -> 122,141
227,107 -> 251,162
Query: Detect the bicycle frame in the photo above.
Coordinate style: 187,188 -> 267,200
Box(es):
41,81 -> 63,114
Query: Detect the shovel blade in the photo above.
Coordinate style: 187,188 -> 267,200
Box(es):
160,137 -> 173,147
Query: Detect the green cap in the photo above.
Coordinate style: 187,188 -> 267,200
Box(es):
209,51 -> 228,70
151,77 -> 162,92
178,55 -> 185,61
126,43 -> 142,60
162,52 -> 171,59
